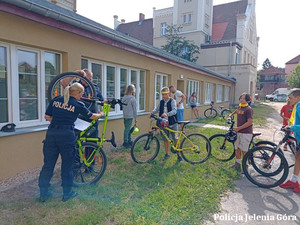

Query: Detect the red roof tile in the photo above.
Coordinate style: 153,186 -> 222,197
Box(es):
213,0 -> 248,41
259,67 -> 286,75
212,22 -> 228,41
116,19 -> 153,45
286,54 -> 300,64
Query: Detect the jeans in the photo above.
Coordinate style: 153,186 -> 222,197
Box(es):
123,118 -> 133,143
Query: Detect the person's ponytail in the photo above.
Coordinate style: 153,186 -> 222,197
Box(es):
63,86 -> 71,106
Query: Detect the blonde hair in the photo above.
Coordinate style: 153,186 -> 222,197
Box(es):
125,84 -> 136,96
161,87 -> 169,93
63,83 -> 84,106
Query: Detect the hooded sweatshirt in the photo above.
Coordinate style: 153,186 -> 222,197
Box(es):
122,95 -> 137,120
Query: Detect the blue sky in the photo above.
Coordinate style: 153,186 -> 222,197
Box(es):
77,0 -> 300,69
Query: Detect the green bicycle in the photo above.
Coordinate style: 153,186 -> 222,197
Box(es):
131,114 -> 211,164
48,72 -> 125,186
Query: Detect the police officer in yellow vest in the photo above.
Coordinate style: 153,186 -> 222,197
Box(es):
38,83 -> 104,202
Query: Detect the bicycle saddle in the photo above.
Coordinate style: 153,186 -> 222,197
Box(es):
253,132 -> 261,137
178,121 -> 191,125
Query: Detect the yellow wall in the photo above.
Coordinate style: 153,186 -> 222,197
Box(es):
0,11 -> 234,179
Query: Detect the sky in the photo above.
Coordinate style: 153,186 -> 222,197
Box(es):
77,0 -> 300,69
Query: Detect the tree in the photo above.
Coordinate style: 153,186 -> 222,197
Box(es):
287,65 -> 300,88
262,58 -> 273,70
161,25 -> 200,63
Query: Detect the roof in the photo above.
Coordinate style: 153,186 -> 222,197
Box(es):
286,54 -> 300,65
259,67 -> 286,75
0,0 -> 235,83
212,0 -> 248,41
116,19 -> 153,45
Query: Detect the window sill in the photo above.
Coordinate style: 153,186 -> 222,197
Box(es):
0,111 -> 149,138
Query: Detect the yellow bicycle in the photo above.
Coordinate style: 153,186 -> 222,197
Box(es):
131,114 -> 211,164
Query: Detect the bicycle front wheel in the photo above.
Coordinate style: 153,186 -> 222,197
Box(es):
48,72 -> 96,110
73,142 -> 107,186
242,146 -> 289,188
204,108 -> 217,118
131,133 -> 160,163
209,134 -> 235,161
180,133 -> 211,164
221,109 -> 231,119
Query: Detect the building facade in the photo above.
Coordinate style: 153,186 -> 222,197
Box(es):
0,0 -> 235,179
285,54 -> 300,75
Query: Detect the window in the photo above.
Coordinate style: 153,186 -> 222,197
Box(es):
182,46 -> 190,57
0,46 -> 8,123
155,74 -> 168,108
205,14 -> 209,28
225,86 -> 230,102
161,23 -> 167,36
183,15 -> 187,24
183,14 -> 192,24
0,42 -> 61,128
186,80 -> 200,106
235,48 -> 239,64
188,14 -> 192,23
216,85 -> 223,103
81,59 -> 146,113
205,83 -> 214,104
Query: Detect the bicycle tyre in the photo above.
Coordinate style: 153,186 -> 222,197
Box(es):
209,134 -> 235,161
242,146 -> 289,188
131,133 -> 160,163
254,140 -> 277,148
47,72 -> 96,110
204,108 -> 217,118
221,109 -> 232,119
180,133 -> 211,164
73,142 -> 107,186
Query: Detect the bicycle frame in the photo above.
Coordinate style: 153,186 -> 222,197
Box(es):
76,102 -> 113,167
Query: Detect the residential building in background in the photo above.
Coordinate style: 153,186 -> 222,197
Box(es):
46,0 -> 77,12
285,54 -> 300,75
116,0 -> 258,103
258,67 -> 288,95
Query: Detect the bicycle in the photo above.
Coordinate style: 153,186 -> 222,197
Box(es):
209,118 -> 277,161
131,114 -> 211,164
48,72 -> 125,186
203,101 -> 231,119
242,127 -> 296,188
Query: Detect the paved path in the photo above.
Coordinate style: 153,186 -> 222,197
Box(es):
203,102 -> 300,225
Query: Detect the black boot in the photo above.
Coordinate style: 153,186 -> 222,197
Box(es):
39,188 -> 52,202
62,188 -> 78,202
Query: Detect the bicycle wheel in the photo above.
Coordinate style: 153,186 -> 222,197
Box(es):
47,72 -> 96,110
131,133 -> 160,163
209,134 -> 235,161
255,140 -> 277,148
242,146 -> 289,188
180,133 -> 211,164
204,108 -> 217,118
73,142 -> 107,186
221,109 -> 231,119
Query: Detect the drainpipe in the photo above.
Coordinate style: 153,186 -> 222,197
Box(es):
228,41 -> 232,76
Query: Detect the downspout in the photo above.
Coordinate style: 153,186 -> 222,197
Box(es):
228,41 -> 232,76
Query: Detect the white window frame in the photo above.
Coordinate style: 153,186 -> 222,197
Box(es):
205,83 -> 214,105
216,85 -> 223,103
183,15 -> 187,24
161,23 -> 167,36
1,42 -> 62,128
154,73 -> 168,108
188,14 -> 192,23
225,86 -> 230,102
186,80 -> 201,106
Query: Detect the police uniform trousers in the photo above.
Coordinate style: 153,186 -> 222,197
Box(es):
38,124 -> 76,193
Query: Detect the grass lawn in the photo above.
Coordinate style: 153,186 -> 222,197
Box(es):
0,127 -> 240,225
196,103 -> 276,128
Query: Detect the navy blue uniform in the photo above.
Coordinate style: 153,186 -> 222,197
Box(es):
38,96 -> 93,194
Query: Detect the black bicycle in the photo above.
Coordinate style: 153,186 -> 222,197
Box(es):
242,127 -> 296,188
203,101 -> 231,119
209,118 -> 277,161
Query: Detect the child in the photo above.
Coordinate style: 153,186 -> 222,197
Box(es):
280,88 -> 300,193
122,85 -> 137,148
189,92 -> 200,119
280,98 -> 293,150
149,87 -> 182,162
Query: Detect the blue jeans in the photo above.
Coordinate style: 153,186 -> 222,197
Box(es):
124,118 -> 133,143
177,109 -> 184,122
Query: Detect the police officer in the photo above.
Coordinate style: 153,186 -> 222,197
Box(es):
38,83 -> 104,202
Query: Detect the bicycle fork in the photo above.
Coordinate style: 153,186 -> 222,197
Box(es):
144,134 -> 155,151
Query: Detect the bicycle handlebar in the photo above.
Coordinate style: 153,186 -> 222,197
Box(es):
150,114 -> 158,120
80,97 -> 127,109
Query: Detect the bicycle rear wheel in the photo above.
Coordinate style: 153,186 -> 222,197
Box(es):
204,108 -> 217,118
47,72 -> 96,110
242,146 -> 289,188
131,133 -> 160,163
209,134 -> 235,161
180,133 -> 211,164
73,142 -> 107,186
